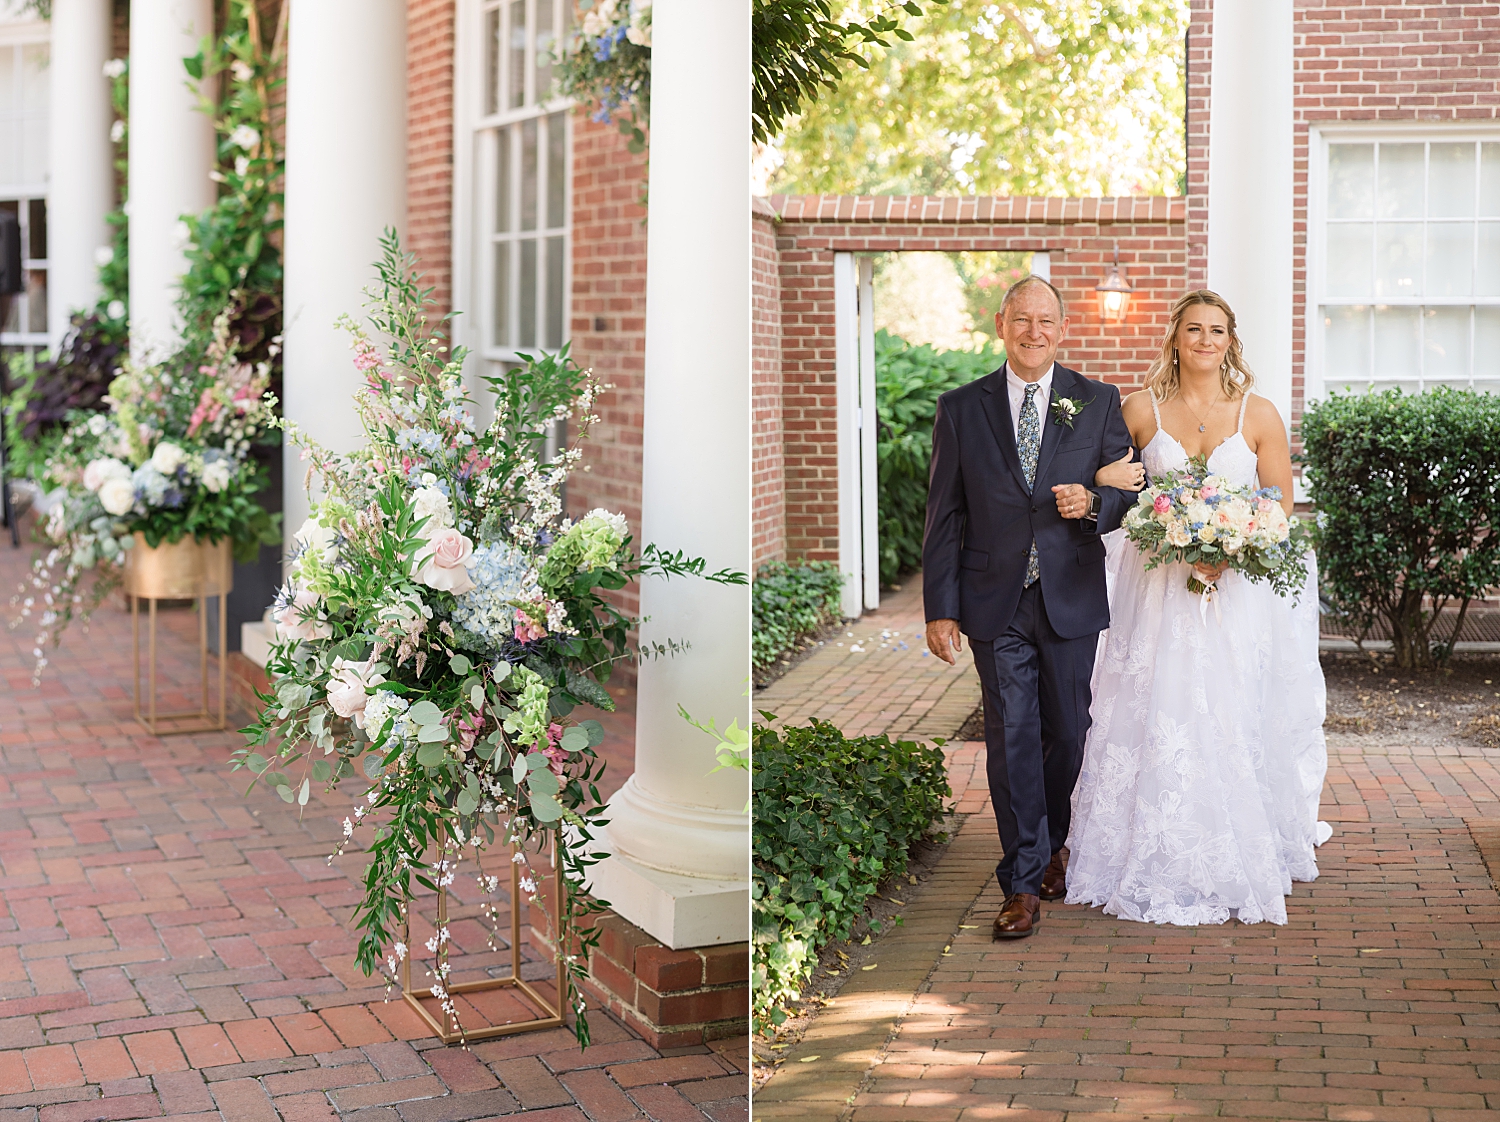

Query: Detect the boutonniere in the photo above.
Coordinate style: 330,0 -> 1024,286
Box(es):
1050,395 -> 1089,430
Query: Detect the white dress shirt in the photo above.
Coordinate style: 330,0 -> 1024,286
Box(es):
1004,361 -> 1055,446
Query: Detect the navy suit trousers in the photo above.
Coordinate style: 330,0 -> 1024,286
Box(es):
971,582 -> 1098,896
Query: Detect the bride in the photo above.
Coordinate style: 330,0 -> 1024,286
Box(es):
1064,290 -> 1330,926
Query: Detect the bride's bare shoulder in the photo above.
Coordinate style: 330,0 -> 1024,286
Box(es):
1121,390 -> 1155,422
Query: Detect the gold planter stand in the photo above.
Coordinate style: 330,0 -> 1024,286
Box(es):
123,533 -> 233,735
402,833 -> 567,1044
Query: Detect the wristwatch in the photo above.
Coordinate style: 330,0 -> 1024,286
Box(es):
1084,489 -> 1100,521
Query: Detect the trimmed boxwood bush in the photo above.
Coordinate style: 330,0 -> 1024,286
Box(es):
752,559 -> 844,673
1301,386 -> 1500,668
752,717 -> 950,1033
876,330 -> 1001,585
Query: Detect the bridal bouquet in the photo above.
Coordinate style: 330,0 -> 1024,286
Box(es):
237,234 -> 740,1046
14,304 -> 280,677
1122,457 -> 1311,599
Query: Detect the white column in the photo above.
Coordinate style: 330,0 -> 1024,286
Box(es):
47,0 -> 114,351
281,0 -> 407,540
833,251 -> 861,619
858,257 -> 879,613
586,0 -> 750,951
127,0 -> 215,360
1206,0 -> 1294,426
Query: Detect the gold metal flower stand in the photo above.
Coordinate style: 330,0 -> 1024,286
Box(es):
402,834 -> 567,1044
124,533 -> 233,736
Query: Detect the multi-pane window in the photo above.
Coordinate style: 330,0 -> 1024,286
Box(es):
475,0 -> 570,361
1317,137 -> 1500,395
0,38 -> 49,347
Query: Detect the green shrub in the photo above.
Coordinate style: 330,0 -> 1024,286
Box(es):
752,559 -> 845,673
1301,386 -> 1500,668
876,329 -> 1002,584
752,717 -> 950,1032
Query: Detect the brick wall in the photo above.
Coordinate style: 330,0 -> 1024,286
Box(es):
766,195 -> 1188,562
1186,0 -> 1211,291
565,113 -> 650,623
751,199 -> 785,568
405,0 -> 455,316
1290,1 -> 1500,425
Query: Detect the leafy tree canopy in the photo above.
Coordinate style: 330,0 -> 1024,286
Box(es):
765,0 -> 1189,197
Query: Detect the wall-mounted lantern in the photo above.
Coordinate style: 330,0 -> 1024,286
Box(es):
1094,242 -> 1134,322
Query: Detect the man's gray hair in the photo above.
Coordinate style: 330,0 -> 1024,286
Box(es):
999,274 -> 1067,320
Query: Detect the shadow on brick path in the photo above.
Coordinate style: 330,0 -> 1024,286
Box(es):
0,532 -> 746,1122
755,574 -> 981,742
754,574 -> 1500,1121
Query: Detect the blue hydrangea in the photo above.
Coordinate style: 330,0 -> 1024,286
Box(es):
450,541 -> 539,649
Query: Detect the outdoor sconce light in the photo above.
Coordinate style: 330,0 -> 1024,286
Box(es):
1094,242 -> 1134,323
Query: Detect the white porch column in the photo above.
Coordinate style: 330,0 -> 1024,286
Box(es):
1206,0 -> 1294,425
47,0 -> 114,351
586,0 -> 750,950
281,0 -> 407,539
127,0 -> 215,359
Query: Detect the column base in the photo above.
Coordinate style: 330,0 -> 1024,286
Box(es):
586,851 -> 747,950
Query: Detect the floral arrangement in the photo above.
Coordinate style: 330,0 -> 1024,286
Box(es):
1122,456 -> 1311,598
237,233 -> 741,1047
11,307 -> 281,676
555,0 -> 652,152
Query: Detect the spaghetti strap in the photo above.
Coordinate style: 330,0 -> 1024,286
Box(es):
1150,391 -> 1162,426
1237,391 -> 1250,433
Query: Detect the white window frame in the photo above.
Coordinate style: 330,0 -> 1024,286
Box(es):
1306,121 -> 1500,402
0,19 -> 50,349
452,0 -> 573,384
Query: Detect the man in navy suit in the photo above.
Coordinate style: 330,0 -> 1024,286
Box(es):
922,276 -> 1133,939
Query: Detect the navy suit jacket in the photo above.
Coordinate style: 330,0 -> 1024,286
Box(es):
922,363 -> 1133,642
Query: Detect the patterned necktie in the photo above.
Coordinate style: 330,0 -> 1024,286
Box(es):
1018,383 -> 1041,587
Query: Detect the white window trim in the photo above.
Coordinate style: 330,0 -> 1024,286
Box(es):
452,0 -> 574,387
1305,121 -> 1500,403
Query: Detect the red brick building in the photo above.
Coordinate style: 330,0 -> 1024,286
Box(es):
751,0 -> 1500,608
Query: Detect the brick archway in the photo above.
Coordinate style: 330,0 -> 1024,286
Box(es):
753,195 -> 1189,569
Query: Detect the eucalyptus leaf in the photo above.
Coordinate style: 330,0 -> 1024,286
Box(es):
560,726 -> 589,752
512,753 -> 529,784
408,700 -> 443,725
450,653 -> 472,676
417,723 -> 449,743
530,791 -> 564,823
578,719 -> 605,748
526,767 -> 560,797
312,759 -> 332,783
470,684 -> 485,710
416,741 -> 447,768
277,785 -> 295,803
246,752 -> 269,773
297,778 -> 310,806
493,660 -> 512,682
456,789 -> 479,815
363,754 -> 382,779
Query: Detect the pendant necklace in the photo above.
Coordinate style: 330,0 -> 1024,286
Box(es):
1182,392 -> 1222,434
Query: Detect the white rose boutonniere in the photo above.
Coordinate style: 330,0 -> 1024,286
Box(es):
1050,395 -> 1089,430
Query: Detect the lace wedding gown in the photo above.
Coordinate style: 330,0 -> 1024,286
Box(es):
1065,393 -> 1330,926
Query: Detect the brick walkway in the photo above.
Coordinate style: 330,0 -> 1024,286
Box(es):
756,576 -> 980,741
0,536 -> 747,1122
757,577 -> 1500,1120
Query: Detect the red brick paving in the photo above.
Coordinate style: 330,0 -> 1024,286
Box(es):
758,619 -> 1500,1119
0,535 -> 746,1120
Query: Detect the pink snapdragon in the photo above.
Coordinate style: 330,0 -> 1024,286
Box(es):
514,609 -> 547,644
540,723 -> 567,776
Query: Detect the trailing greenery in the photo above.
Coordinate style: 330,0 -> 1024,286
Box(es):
555,0 -> 653,152
875,329 -> 1000,584
751,559 -> 845,674
1301,387 -> 1500,669
752,0 -> 948,145
752,717 -> 950,1032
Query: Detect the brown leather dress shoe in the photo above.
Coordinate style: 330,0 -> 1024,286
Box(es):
992,893 -> 1040,939
1040,852 -> 1067,901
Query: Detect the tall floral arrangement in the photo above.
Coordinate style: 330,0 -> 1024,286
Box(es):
238,233 -> 741,1047
555,0 -> 652,152
13,307 -> 281,676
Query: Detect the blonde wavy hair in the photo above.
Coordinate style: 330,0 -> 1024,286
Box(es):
1144,290 -> 1256,402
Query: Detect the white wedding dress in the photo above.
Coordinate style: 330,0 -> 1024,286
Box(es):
1065,393 -> 1330,926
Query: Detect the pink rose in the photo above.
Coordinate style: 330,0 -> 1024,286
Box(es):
1152,494 -> 1172,514
413,527 -> 476,594
327,658 -> 385,725
1199,485 -> 1218,499
273,588 -> 332,641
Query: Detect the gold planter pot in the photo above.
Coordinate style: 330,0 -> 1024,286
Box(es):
123,532 -> 234,735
